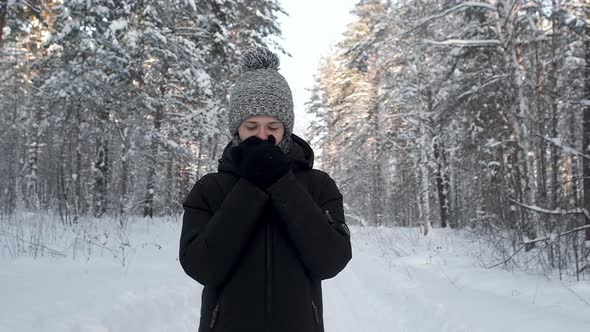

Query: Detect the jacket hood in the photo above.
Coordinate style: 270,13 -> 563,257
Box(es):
218,134 -> 314,174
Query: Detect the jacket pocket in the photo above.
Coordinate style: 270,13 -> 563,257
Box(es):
324,210 -> 350,237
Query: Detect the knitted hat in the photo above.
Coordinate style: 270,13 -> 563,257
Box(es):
228,46 -> 294,152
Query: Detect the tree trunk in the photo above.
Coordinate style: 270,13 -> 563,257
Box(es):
120,126 -> 130,221
209,134 -> 219,173
433,136 -> 449,228
144,105 -> 162,218
26,110 -> 41,210
94,109 -> 109,218
448,141 -> 460,229
195,138 -> 203,180
420,120 -> 432,235
179,158 -> 190,208
549,0 -> 560,212
57,101 -> 73,225
0,0 -> 7,47
166,158 -> 173,216
498,1 -> 537,245
4,41 -> 21,215
533,46 -> 548,212
550,2 -> 563,268
368,48 -> 385,225
57,135 -> 69,225
583,3 -> 590,243
75,104 -> 83,220
6,130 -> 17,216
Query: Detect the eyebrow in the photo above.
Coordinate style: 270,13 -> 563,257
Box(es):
244,121 -> 282,125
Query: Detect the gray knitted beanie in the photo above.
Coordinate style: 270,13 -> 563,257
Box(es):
228,46 -> 294,153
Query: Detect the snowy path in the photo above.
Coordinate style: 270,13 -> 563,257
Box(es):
325,227 -> 590,332
1,223 -> 590,332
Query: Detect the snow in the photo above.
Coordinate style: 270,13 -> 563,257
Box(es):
2,27 -> 11,38
110,19 -> 128,34
185,0 -> 197,11
1,220 -> 589,332
94,5 -> 110,16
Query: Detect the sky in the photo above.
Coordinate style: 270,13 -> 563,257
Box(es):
276,0 -> 359,139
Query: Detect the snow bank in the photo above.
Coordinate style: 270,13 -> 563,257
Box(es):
1,218 -> 589,332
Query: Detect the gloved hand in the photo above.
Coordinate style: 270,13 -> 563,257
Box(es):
231,135 -> 290,188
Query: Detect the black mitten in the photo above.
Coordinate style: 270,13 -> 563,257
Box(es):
231,136 -> 290,188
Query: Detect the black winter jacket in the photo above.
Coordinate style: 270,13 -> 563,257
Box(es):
179,134 -> 352,332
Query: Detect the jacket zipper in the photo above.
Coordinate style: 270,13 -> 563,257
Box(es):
266,223 -> 272,332
210,224 -> 274,331
209,303 -> 220,329
311,300 -> 319,326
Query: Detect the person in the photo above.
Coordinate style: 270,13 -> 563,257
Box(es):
179,46 -> 352,332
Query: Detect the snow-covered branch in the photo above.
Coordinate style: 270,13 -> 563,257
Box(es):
535,135 -> 590,160
420,2 -> 496,24
402,2 -> 497,35
421,39 -> 502,47
508,198 -> 590,221
457,75 -> 508,100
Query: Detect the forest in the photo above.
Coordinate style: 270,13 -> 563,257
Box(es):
1,0 -> 589,279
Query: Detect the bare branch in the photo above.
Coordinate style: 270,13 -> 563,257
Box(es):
524,225 -> 590,245
486,244 -> 525,269
0,230 -> 66,257
486,225 -> 590,270
561,282 -> 590,308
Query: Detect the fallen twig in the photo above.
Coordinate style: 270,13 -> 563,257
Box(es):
0,230 -> 66,257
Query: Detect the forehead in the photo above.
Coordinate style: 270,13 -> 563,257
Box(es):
242,115 -> 281,123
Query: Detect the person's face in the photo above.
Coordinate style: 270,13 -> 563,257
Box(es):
238,115 -> 285,144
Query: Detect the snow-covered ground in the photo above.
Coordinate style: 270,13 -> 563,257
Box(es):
1,218 -> 590,332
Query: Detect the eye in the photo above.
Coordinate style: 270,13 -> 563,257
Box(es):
245,126 -> 257,130
268,127 -> 280,131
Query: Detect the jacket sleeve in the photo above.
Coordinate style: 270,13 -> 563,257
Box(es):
266,170 -> 352,280
179,175 -> 269,287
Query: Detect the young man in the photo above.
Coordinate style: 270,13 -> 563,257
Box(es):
179,46 -> 352,332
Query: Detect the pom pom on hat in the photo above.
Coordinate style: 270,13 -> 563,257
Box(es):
239,47 -> 280,72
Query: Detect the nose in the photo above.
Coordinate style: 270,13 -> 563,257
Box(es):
254,127 -> 269,140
